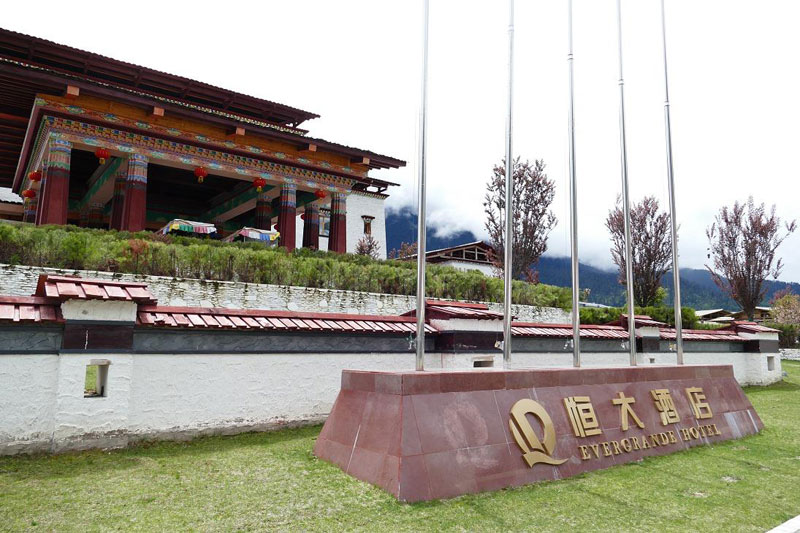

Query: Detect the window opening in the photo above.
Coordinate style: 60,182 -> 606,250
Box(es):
84,360 -> 110,398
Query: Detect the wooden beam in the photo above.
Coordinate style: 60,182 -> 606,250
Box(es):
65,85 -> 80,99
0,113 -> 28,124
0,202 -> 23,216
226,126 -> 245,138
205,185 -> 270,223
350,156 -> 370,165
299,143 -> 317,153
152,106 -> 165,117
75,158 -> 123,212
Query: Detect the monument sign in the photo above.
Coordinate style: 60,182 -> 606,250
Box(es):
314,365 -> 762,501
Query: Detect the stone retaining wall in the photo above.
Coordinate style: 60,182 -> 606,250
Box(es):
0,263 -> 571,323
781,348 -> 800,361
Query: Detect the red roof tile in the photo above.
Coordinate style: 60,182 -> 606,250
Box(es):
137,306 -> 436,335
732,322 -> 779,334
612,315 -> 668,328
512,323 -> 632,340
403,300 -> 505,320
0,295 -> 62,324
660,329 -> 745,342
34,275 -> 157,304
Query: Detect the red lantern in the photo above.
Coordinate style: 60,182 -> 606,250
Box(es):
21,189 -> 36,199
194,167 -> 208,184
27,170 -> 42,182
94,147 -> 111,165
314,189 -> 326,199
253,177 -> 267,192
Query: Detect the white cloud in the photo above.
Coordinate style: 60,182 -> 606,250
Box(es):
4,0 -> 799,278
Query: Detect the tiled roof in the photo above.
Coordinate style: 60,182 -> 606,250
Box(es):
512,322 -> 748,343
137,306 -> 437,334
404,300 -> 505,320
618,315 -> 668,328
0,295 -> 62,323
511,323 -> 631,340
732,322 -> 779,334
0,27 -> 317,128
34,275 -> 157,304
660,329 -> 745,342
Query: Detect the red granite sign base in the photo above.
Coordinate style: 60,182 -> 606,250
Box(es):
313,365 -> 763,502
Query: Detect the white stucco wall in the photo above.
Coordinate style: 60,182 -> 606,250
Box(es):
510,351 -> 782,386
644,351 -> 782,386
52,354 -> 134,452
61,300 -> 137,323
0,346 -> 780,455
0,350 -> 456,455
0,354 -> 58,455
293,191 -> 387,259
436,260 -> 495,276
0,263 -> 571,323
345,192 -> 387,258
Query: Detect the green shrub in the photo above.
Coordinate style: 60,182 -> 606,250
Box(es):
692,322 -> 728,330
580,306 -> 697,329
0,222 -> 572,307
765,322 -> 799,349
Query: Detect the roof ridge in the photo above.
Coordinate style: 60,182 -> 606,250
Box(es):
137,304 -> 420,323
0,26 -> 318,123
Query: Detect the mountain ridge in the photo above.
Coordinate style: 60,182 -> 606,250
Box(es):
385,208 -> 799,309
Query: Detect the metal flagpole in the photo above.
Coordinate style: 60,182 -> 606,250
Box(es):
415,0 -> 430,371
567,0 -> 580,368
502,0 -> 515,367
615,0 -> 637,366
660,0 -> 684,364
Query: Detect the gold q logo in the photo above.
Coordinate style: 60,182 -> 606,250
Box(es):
509,398 -> 567,468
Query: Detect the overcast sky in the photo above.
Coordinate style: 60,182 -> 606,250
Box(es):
5,1 -> 799,279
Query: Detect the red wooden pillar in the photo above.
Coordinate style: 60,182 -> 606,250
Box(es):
276,183 -> 297,251
302,203 -> 320,250
120,154 -> 148,232
36,138 -> 72,226
328,192 -> 347,253
109,166 -> 127,230
254,190 -> 272,230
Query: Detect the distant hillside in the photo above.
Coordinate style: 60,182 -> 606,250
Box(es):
535,258 -> 732,309
533,258 -> 800,309
385,208 -> 478,254
385,209 -> 799,310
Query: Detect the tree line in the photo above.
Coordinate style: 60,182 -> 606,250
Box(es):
481,157 -> 796,322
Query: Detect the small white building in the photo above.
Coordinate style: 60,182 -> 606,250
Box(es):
409,241 -> 496,276
295,190 -> 388,258
696,309 -> 736,325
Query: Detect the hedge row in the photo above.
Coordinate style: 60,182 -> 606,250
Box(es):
579,306 -> 699,329
0,223 -> 573,308
765,322 -> 799,349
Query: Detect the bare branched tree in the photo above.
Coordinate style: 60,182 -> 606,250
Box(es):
772,292 -> 800,325
483,157 -> 557,279
606,196 -> 672,307
355,234 -> 381,260
387,241 -> 417,260
706,197 -> 796,320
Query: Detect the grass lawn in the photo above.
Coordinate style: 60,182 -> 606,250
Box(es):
2,363 -> 799,532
